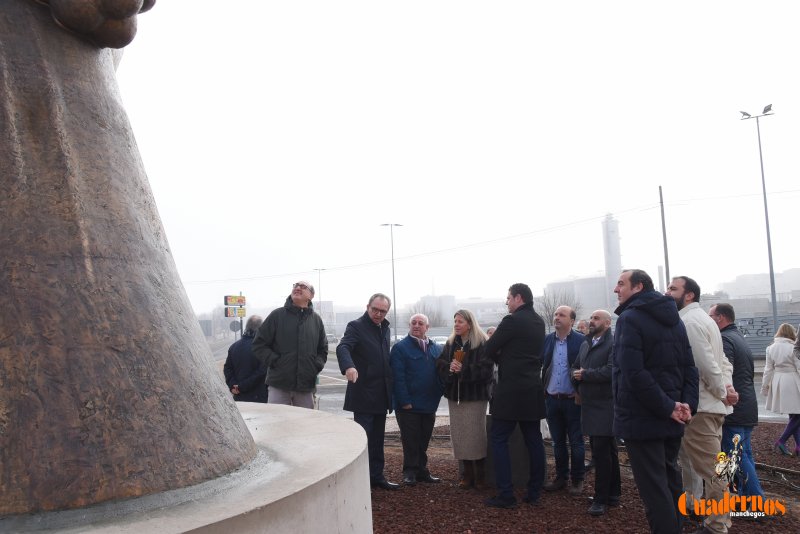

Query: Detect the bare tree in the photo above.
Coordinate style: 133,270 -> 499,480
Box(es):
535,289 -> 582,333
407,301 -> 447,327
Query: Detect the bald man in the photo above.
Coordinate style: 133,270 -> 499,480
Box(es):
572,310 -> 620,516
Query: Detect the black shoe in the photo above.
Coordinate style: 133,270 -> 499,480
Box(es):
402,474 -> 417,486
585,459 -> 595,470
609,495 -> 620,507
522,494 -> 541,506
371,479 -> 400,490
416,473 -> 441,483
543,477 -> 567,491
484,495 -> 517,509
588,501 -> 607,516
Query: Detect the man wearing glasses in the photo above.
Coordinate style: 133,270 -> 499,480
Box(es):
336,293 -> 399,490
252,281 -> 328,409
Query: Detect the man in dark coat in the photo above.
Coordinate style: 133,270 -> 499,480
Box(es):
252,281 -> 328,409
224,315 -> 268,403
336,293 -> 398,490
612,269 -> 699,534
482,283 -> 547,509
572,309 -> 619,516
709,303 -> 766,499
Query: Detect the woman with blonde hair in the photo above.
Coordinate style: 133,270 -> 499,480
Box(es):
436,309 -> 494,489
761,323 -> 800,455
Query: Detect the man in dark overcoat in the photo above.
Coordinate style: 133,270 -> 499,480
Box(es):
613,269 -> 699,534
336,293 -> 398,490
482,283 -> 546,509
572,309 -> 619,516
224,315 -> 268,402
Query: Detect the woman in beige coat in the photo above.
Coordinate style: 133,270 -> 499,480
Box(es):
761,323 -> 800,455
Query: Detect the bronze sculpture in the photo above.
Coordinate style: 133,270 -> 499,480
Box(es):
0,0 -> 256,515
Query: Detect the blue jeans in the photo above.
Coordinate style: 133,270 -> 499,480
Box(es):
721,425 -> 765,498
490,418 -> 545,500
545,395 -> 585,482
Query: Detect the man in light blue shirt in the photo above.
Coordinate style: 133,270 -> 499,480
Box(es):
541,306 -> 586,495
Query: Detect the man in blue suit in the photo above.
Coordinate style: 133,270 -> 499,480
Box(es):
541,306 -> 586,495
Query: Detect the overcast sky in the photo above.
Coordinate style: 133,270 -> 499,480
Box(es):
115,1 -> 800,315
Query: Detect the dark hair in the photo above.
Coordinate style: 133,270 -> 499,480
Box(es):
675,276 -> 701,303
624,269 -> 654,292
368,293 -> 391,308
569,308 -> 576,321
508,283 -> 533,304
715,303 -> 735,322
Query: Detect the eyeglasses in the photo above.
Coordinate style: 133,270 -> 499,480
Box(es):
369,306 -> 389,315
293,283 -> 310,290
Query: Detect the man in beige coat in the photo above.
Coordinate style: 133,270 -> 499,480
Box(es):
666,277 -> 737,534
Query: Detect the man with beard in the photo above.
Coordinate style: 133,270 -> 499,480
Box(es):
572,310 -> 620,516
666,277 -> 736,534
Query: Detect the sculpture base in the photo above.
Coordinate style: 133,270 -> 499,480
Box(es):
1,404 -> 372,533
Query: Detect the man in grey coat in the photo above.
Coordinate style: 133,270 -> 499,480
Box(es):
573,310 -> 619,517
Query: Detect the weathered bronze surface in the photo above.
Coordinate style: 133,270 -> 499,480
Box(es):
0,1 -> 257,515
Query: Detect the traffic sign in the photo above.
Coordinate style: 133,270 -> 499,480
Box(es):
224,307 -> 246,318
224,295 -> 246,306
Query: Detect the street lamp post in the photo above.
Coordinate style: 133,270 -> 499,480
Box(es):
740,104 -> 778,333
314,267 -> 325,325
380,223 -> 402,341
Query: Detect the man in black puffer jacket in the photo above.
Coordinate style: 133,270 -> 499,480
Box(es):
252,281 -> 328,409
612,269 -> 698,534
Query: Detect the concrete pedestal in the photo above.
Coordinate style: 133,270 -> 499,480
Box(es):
1,405 -> 372,533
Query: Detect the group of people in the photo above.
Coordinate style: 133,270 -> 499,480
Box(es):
223,272 -> 792,534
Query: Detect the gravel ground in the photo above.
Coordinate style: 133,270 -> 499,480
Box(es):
371,421 -> 800,534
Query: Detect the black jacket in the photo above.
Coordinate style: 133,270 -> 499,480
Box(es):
720,324 -> 759,427
572,329 -> 613,436
336,312 -> 393,414
252,296 -> 328,393
484,303 -> 546,421
612,290 -> 699,440
436,338 -> 493,403
224,334 -> 268,402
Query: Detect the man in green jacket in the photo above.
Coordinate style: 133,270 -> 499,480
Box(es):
252,281 -> 328,409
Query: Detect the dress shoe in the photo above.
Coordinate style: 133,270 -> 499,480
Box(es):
416,473 -> 440,483
402,474 -> 417,486
588,501 -> 607,516
774,442 -> 792,456
484,495 -> 517,509
589,495 -> 620,507
584,458 -> 595,470
543,477 -> 567,491
522,494 -> 541,506
371,479 -> 400,490
569,480 -> 584,496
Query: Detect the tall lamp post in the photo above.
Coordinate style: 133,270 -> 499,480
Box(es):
740,104 -> 778,333
314,267 -> 326,327
380,223 -> 402,341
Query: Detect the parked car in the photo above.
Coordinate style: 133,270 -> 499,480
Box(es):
430,335 -> 449,345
